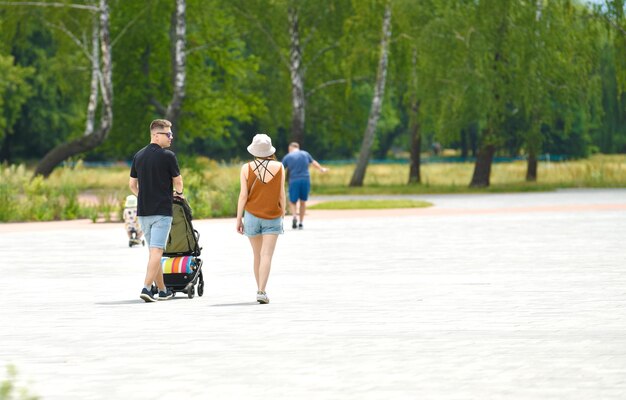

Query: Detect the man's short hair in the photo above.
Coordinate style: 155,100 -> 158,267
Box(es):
150,119 -> 172,132
289,142 -> 300,149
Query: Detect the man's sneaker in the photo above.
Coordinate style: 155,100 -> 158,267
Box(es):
292,218 -> 298,229
140,288 -> 157,303
256,290 -> 269,304
158,288 -> 174,300
298,223 -> 303,230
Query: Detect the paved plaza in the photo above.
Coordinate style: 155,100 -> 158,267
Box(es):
1,189 -> 625,399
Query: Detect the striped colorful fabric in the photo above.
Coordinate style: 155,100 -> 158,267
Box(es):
161,256 -> 195,274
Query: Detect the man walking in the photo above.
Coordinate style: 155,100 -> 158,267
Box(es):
282,142 -> 328,230
129,119 -> 184,302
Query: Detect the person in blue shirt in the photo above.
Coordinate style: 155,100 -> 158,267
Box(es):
281,142 -> 328,229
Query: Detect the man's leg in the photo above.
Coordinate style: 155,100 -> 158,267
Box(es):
299,201 -> 306,224
144,247 -> 165,290
140,216 -> 172,302
298,179 -> 310,228
138,217 -> 156,302
288,181 -> 299,228
289,200 -> 298,229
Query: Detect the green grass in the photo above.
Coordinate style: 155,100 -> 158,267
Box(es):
309,199 -> 433,210
1,154 -> 624,222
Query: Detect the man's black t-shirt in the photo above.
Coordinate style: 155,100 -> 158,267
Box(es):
130,143 -> 180,216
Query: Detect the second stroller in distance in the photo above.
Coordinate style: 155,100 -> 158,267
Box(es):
123,195 -> 144,247
158,196 -> 204,299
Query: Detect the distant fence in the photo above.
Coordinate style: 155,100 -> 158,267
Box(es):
322,154 -> 568,165
65,154 -> 568,168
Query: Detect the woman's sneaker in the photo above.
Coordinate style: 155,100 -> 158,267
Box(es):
140,288 -> 157,303
292,218 -> 298,229
256,291 -> 269,304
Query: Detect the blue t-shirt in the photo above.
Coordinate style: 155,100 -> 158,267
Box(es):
282,150 -> 314,182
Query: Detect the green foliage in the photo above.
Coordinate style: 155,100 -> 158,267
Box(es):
98,0 -> 267,161
0,55 -> 33,141
0,0 -> 624,174
0,7 -> 88,163
0,164 -> 94,222
0,365 -> 39,400
177,156 -> 239,218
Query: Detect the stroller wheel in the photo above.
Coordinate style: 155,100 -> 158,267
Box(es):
142,240 -> 145,246
198,282 -> 204,297
128,241 -> 133,247
188,285 -> 195,299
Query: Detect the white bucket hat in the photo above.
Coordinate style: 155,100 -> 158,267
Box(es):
247,133 -> 276,158
125,194 -> 138,208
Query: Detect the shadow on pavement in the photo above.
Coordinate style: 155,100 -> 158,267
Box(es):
96,296 -> 203,305
210,302 -> 259,307
95,299 -> 145,305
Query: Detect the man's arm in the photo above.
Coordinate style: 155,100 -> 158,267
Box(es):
129,177 -> 139,196
173,175 -> 183,196
312,160 -> 329,173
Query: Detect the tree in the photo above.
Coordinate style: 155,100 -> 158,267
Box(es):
150,0 -> 186,130
91,0 -> 265,160
33,0 -> 112,177
517,0 -> 601,181
230,0 -> 353,148
349,2 -> 391,187
389,0 -> 438,184
0,0 -> 114,177
0,3 -> 90,163
592,0 -> 626,153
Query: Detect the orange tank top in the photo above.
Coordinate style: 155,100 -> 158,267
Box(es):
244,160 -> 283,219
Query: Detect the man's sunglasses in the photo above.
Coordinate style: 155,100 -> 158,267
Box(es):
156,131 -> 174,139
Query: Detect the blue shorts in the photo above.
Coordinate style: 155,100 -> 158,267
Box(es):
138,215 -> 173,249
288,179 -> 311,203
244,211 -> 284,237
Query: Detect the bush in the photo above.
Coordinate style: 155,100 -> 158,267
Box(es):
0,164 -> 92,222
181,160 -> 239,218
0,365 -> 39,400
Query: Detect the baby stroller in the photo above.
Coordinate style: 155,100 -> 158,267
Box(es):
159,197 -> 204,299
123,195 -> 144,247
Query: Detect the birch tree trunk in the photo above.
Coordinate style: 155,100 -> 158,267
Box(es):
349,4 -> 391,187
34,0 -> 113,178
288,6 -> 305,145
84,12 -> 100,137
151,0 -> 187,133
166,0 -> 186,126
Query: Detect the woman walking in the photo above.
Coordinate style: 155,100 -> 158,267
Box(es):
236,134 -> 285,304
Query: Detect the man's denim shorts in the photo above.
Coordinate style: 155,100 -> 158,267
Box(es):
288,178 -> 311,203
138,215 -> 173,249
244,211 -> 284,237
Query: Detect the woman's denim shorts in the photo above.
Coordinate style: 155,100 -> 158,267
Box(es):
244,211 -> 284,237
138,215 -> 173,249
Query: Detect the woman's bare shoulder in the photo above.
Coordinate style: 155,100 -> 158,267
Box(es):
269,160 -> 283,170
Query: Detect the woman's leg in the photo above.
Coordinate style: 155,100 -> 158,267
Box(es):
258,234 -> 279,291
248,235 -> 263,287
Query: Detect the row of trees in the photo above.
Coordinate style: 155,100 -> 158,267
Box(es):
1,0 -> 625,187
